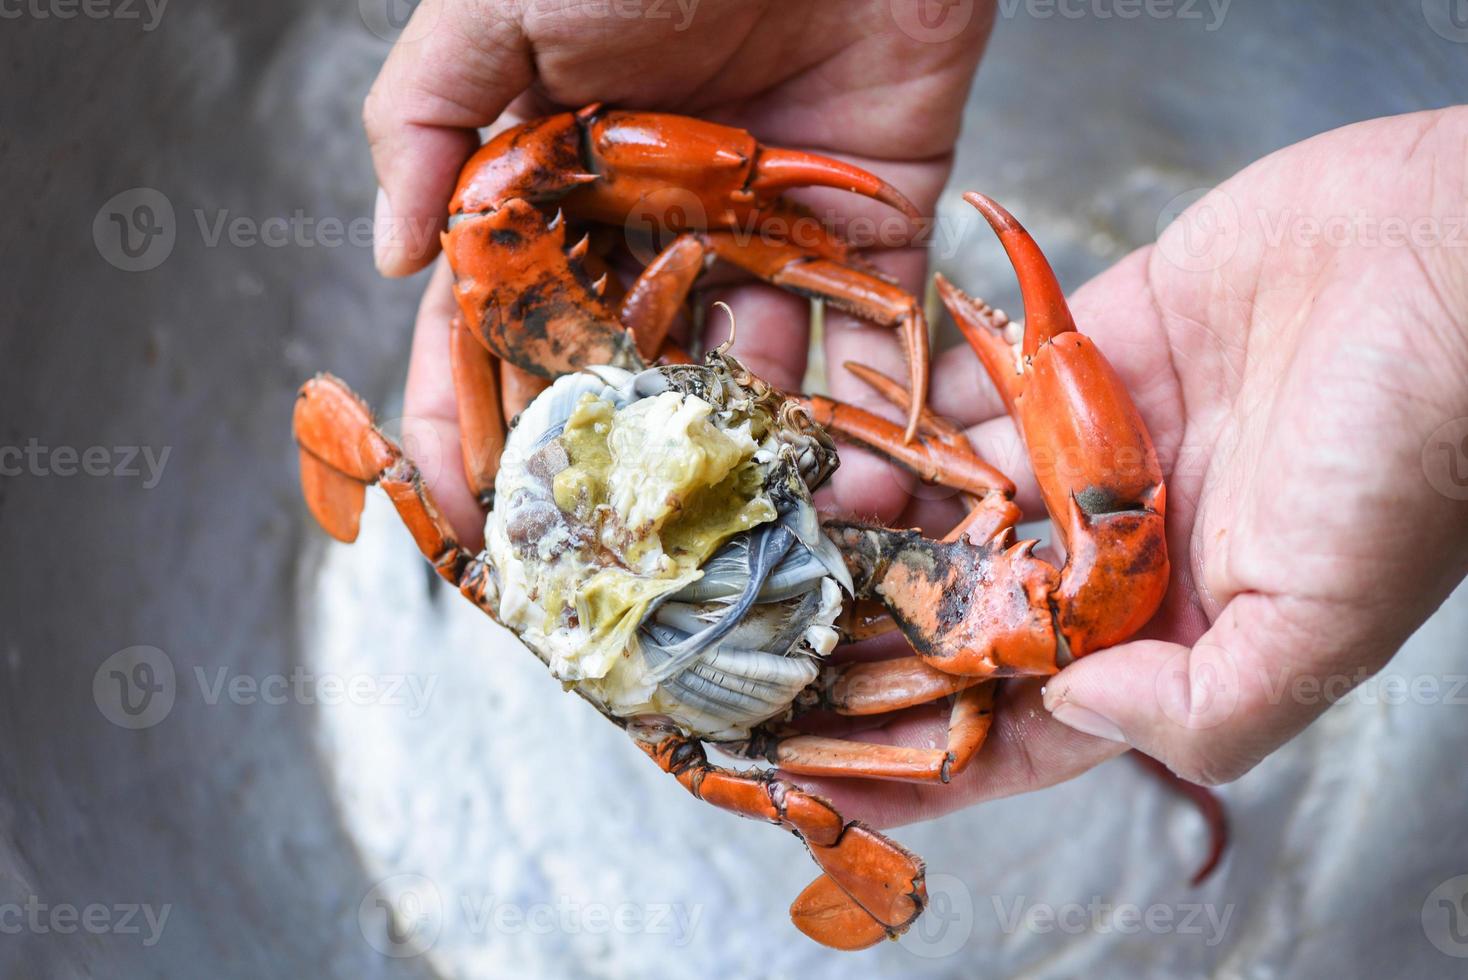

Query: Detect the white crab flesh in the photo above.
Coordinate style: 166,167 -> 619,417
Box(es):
481,356 -> 852,741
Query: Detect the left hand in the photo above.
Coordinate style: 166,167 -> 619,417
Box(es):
365,0 -> 996,548
798,107 -> 1468,826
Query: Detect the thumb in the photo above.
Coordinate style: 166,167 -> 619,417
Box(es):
1041,593 -> 1393,786
362,0 -> 533,276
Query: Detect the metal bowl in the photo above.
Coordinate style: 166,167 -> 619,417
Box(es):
3,2 -> 1464,975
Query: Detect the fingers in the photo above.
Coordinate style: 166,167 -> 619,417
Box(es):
790,680 -> 1127,827
925,340 -> 1010,427
1042,592 -> 1396,786
364,0 -> 533,276
403,260 -> 486,550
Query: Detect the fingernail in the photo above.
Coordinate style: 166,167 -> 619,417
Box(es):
1049,702 -> 1127,744
372,186 -> 394,274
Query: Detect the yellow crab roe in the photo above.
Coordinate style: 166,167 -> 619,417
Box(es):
543,390 -> 776,682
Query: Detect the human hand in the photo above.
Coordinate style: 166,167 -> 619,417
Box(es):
802,107 -> 1468,827
364,0 -> 995,546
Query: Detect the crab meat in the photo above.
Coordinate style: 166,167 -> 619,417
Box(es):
483,357 -> 851,740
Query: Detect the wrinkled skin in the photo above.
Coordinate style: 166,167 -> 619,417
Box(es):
365,0 -> 994,543
363,2 -> 1468,826
809,108 -> 1468,823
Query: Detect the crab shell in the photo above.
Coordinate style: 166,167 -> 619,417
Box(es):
479,353 -> 855,741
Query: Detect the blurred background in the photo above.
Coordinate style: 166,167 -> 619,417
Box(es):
3,0 -> 1467,976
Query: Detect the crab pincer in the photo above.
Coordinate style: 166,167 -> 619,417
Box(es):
442,104 -> 932,444
825,192 -> 1169,673
293,102 -> 1220,954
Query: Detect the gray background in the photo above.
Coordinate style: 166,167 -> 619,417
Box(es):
2,1 -> 1466,977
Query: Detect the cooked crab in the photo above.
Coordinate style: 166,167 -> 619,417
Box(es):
293,105 -> 1222,950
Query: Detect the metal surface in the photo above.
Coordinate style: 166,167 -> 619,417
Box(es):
2,1 -> 1465,976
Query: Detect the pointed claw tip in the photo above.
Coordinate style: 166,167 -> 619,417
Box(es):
875,182 -> 922,222
749,148 -> 920,220
962,190 -> 1020,233
961,191 -> 1076,352
932,272 -> 965,308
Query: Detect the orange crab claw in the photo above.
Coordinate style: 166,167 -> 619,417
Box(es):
821,192 -> 1169,673
747,147 -> 920,220
954,193 -> 1169,653
445,105 -> 932,440
568,109 -> 920,237
963,191 -> 1077,356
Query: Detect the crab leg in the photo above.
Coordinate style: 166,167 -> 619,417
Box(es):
616,229 -> 933,435
632,723 -> 925,950
814,658 -> 989,716
825,193 -> 1169,678
814,360 -> 1026,540
444,105 -> 931,438
757,678 -> 995,784
498,361 -> 550,422
448,315 -> 504,505
293,374 -> 472,584
801,393 -> 1012,500
617,233 -> 706,358
700,234 -> 930,441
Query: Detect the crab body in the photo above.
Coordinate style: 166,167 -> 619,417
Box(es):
485,355 -> 848,741
293,106 -> 1224,951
